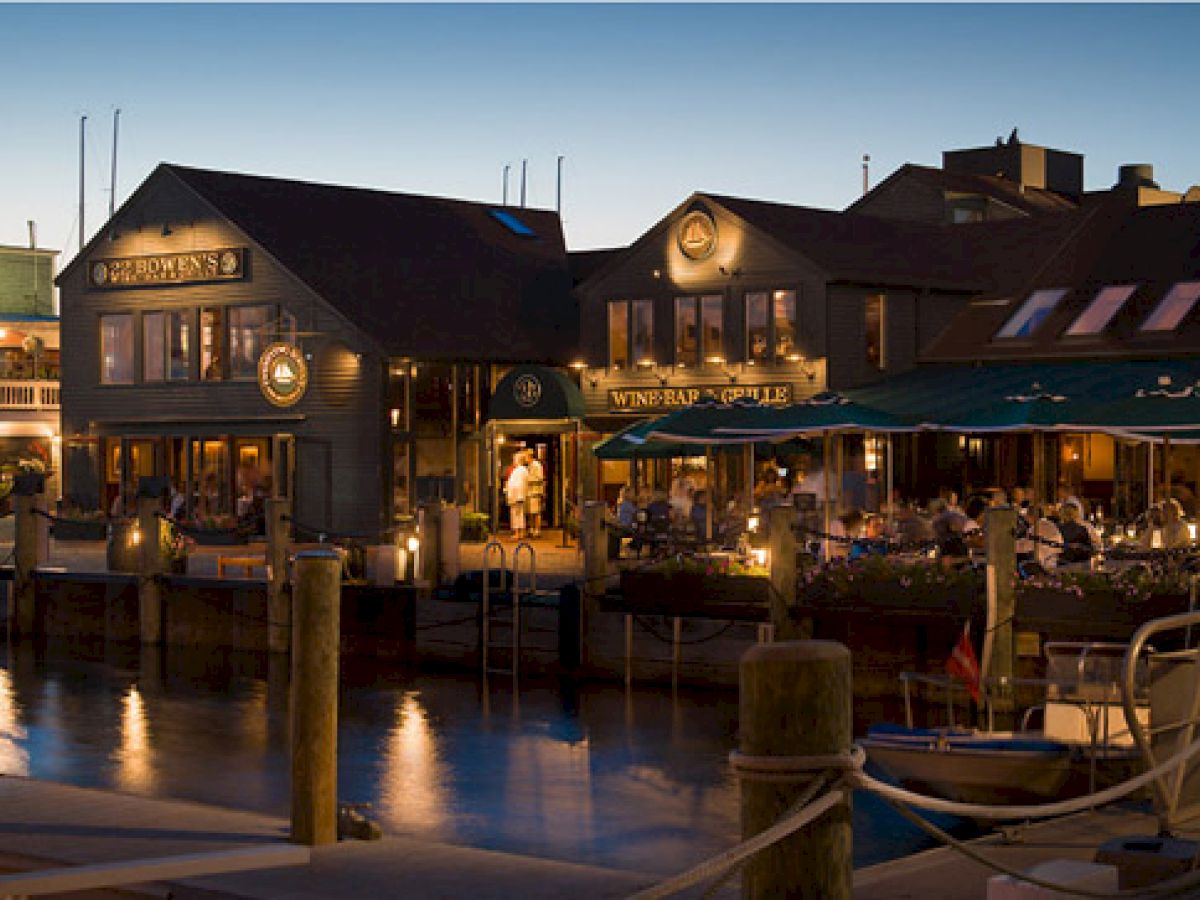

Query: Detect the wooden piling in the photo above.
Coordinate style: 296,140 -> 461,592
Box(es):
11,475 -> 45,638
290,548 -> 341,846
418,501 -> 442,588
768,505 -> 801,640
740,641 -> 852,899
136,492 -> 165,645
985,504 -> 1017,725
266,498 -> 292,654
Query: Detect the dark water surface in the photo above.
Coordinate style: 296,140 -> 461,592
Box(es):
0,639 -> 959,875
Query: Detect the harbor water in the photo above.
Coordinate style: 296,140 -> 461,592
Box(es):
0,638 -> 970,875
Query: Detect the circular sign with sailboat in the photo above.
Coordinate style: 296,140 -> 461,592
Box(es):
258,342 -> 309,407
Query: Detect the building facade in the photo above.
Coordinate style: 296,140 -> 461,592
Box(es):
57,164 -> 575,533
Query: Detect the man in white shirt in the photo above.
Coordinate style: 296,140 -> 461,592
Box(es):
505,453 -> 529,540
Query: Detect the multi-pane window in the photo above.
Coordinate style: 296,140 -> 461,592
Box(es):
229,304 -> 272,379
745,289 -> 798,364
201,307 -> 226,380
143,312 -> 165,382
630,299 -> 653,366
100,314 -> 134,384
608,301 -> 629,369
865,293 -> 885,370
1141,281 -> 1200,333
996,288 -> 1067,339
675,295 -> 722,366
1065,285 -> 1136,336
168,311 -> 191,380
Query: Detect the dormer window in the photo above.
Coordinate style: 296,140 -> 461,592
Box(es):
1064,284 -> 1136,336
1140,281 -> 1200,333
995,288 -> 1067,339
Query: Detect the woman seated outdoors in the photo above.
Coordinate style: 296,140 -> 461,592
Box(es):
1056,499 -> 1100,567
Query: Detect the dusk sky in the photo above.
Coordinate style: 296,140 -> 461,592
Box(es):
4,3 -> 1200,260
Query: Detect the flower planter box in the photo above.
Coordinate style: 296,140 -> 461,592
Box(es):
618,569 -> 770,619
53,520 -> 108,541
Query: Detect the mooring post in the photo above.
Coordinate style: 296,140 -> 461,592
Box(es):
290,548 -> 341,846
740,641 -> 852,899
768,505 -> 801,640
417,501 -> 442,589
985,504 -> 1017,726
266,497 -> 292,654
11,473 -> 46,638
136,478 -> 166,645
580,501 -> 607,667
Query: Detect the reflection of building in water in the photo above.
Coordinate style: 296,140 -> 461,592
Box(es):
503,736 -> 594,852
0,668 -> 29,776
116,685 -> 154,793
379,692 -> 451,834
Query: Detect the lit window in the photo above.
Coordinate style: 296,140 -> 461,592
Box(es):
201,307 -> 226,381
168,310 -> 191,381
1065,285 -> 1136,336
229,304 -> 272,379
773,290 -> 797,362
143,312 -> 165,382
1141,281 -> 1200,332
865,293 -> 885,369
675,295 -> 723,366
996,289 -> 1068,339
608,300 -> 629,369
631,299 -> 653,365
746,289 -> 799,364
100,314 -> 134,384
488,209 -> 536,238
746,292 -> 769,363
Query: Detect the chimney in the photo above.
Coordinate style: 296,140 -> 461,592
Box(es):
27,220 -> 36,250
1116,163 -> 1159,190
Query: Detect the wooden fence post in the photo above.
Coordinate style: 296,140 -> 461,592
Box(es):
768,505 -> 801,639
11,473 -> 46,638
136,479 -> 166,645
985,504 -> 1017,727
740,641 -> 852,899
290,548 -> 341,846
266,498 -> 292,654
580,501 -> 608,669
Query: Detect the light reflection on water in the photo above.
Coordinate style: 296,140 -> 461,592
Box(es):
0,640 -> 949,874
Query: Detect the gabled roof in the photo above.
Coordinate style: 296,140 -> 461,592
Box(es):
568,248 -> 624,288
923,200 -> 1200,361
705,193 -> 1069,293
66,164 -> 576,364
848,163 -> 1079,219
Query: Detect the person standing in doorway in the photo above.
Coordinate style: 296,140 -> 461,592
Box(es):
505,451 -> 530,540
526,451 -> 546,538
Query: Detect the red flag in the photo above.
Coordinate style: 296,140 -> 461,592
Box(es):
946,622 -> 981,704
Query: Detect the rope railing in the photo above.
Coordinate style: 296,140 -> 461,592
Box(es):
33,508 -> 109,528
281,515 -> 398,545
628,728 -> 1200,899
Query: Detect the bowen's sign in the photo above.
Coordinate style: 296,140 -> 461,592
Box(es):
89,248 -> 247,288
608,383 -> 792,413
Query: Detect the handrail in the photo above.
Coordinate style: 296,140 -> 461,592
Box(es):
480,539 -> 506,678
1121,608 -> 1200,832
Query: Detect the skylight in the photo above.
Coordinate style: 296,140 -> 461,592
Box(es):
995,288 -> 1068,339
1064,284 -> 1136,336
1140,281 -> 1200,332
488,208 -> 536,238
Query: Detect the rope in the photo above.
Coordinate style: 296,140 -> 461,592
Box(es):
631,615 -> 740,646
283,515 -> 396,544
627,782 -> 845,900
729,747 -> 863,782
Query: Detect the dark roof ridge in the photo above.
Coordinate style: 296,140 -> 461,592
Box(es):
161,162 -> 562,218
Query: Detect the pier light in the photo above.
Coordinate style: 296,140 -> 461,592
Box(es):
747,515 -> 760,532
129,525 -> 142,547
390,408 -> 400,428
569,360 -> 586,371
406,535 -> 420,555
1190,523 -> 1198,543
751,548 -> 769,568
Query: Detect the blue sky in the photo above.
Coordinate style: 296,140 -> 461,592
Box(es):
3,3 -> 1200,258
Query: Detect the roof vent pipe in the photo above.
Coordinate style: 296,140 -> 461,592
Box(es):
27,220 -> 36,250
1117,164 -> 1159,190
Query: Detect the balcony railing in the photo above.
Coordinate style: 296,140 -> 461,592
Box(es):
0,379 -> 60,410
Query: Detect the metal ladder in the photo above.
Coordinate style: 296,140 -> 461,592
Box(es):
480,539 -> 513,678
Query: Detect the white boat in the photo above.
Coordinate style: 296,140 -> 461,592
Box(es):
862,642 -> 1148,810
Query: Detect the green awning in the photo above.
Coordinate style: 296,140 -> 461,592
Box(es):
644,400 -> 778,445
593,417 -> 700,459
714,392 -> 908,438
487,365 -> 586,422
846,359 -> 1200,433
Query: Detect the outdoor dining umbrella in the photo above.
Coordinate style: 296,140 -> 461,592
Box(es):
592,416 -> 696,460
709,391 -> 909,438
642,397 -> 778,445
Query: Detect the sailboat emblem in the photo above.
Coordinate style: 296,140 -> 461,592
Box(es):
677,210 -> 717,260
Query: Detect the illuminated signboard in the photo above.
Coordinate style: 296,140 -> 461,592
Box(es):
89,248 -> 247,288
257,342 -> 309,407
607,383 -> 792,413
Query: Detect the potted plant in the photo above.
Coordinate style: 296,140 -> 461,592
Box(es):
460,511 -> 490,543
799,555 -> 982,616
182,514 -> 249,545
620,553 -> 771,612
